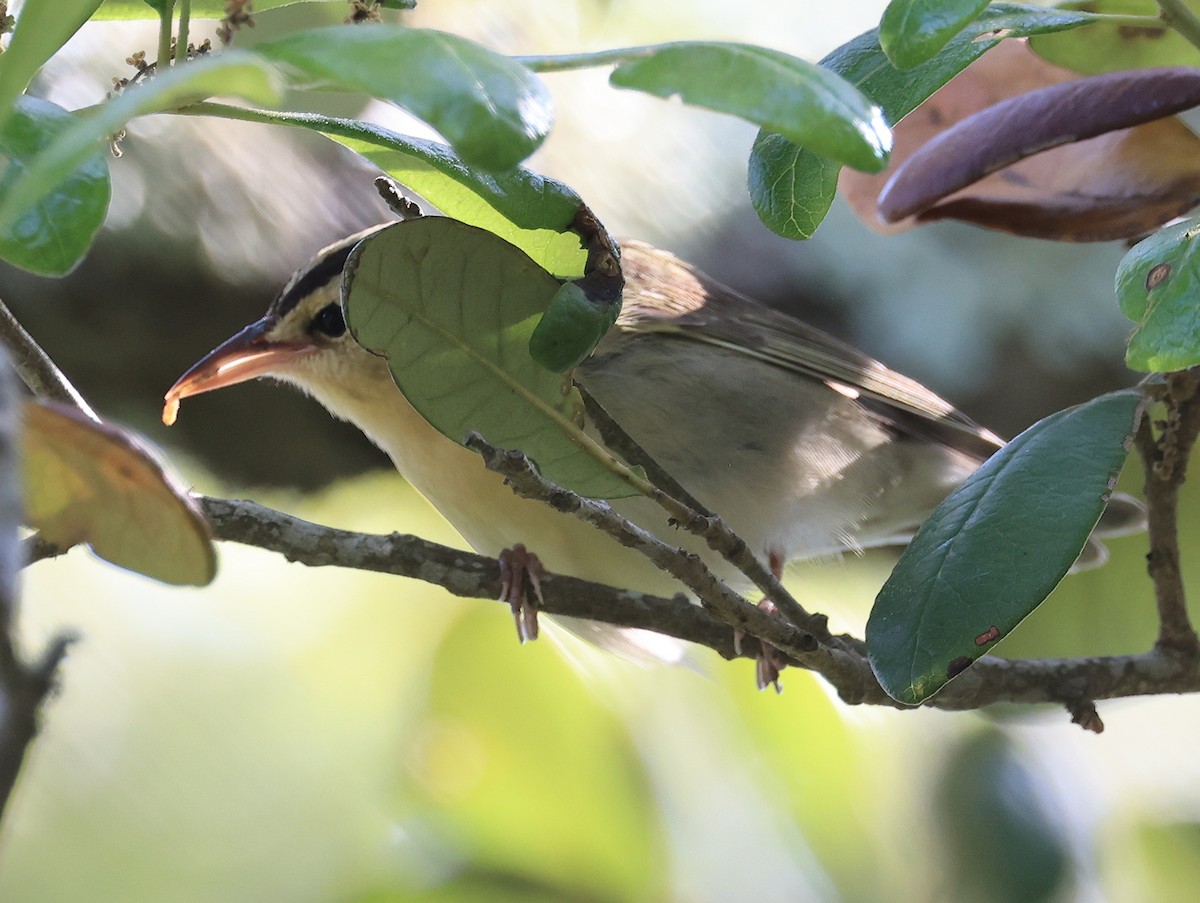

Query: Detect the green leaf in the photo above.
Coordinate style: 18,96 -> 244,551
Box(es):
0,0 -> 104,136
1030,0 -> 1200,75
749,2 -> 1097,238
610,42 -> 891,174
866,389 -> 1142,705
934,732 -> 1071,903
746,132 -> 838,240
22,401 -> 217,586
880,0 -> 991,69
528,280 -> 620,373
0,52 -> 281,241
94,0 -> 413,17
1117,218 -> 1200,372
343,218 -> 638,499
198,105 -> 588,276
256,25 -> 552,171
0,96 -> 110,276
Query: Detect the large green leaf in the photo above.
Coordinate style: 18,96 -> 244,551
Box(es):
343,218 -> 638,499
0,96 -> 110,276
1030,0 -> 1200,74
22,401 -> 217,586
609,42 -> 891,174
866,390 -> 1142,705
94,0 -> 413,17
0,52 -> 280,241
1117,218 -> 1200,372
256,25 -> 552,171
0,0 -> 103,136
880,0 -> 991,70
193,104 -> 587,276
749,2 -> 1097,238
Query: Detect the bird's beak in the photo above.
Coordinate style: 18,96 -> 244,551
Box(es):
162,317 -> 315,426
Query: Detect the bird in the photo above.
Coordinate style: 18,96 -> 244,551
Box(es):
163,218 -> 1144,683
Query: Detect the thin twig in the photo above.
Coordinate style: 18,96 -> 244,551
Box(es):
463,434 -> 823,661
0,298 -> 98,420
1136,371 -> 1200,654
578,387 -> 832,643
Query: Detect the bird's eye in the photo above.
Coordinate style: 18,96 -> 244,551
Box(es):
309,303 -> 346,338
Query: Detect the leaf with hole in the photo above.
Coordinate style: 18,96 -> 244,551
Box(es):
866,390 -> 1142,705
22,401 -> 217,586
343,218 -> 638,499
0,96 -> 110,276
1117,218 -> 1200,372
257,25 -> 552,171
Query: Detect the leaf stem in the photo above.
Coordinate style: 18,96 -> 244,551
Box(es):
514,45 -> 656,72
157,0 -> 176,69
1083,12 -> 1167,28
1158,0 -> 1200,50
174,0 -> 191,65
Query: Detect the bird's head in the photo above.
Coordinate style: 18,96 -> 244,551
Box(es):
164,226 -> 396,426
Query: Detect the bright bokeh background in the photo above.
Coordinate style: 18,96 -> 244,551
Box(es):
2,2 -> 1199,901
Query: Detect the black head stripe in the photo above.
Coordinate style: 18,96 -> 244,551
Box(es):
270,238 -> 360,320
269,224 -> 391,320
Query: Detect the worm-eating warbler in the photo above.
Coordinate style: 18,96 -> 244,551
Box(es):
164,225 -> 1143,664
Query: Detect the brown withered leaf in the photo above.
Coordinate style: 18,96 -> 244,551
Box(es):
22,400 -> 217,586
842,41 -> 1200,241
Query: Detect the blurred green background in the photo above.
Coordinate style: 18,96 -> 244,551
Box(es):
3,2 -> 1199,901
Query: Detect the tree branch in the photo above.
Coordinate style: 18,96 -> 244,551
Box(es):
0,298 -> 97,421
0,350 -> 73,828
1136,370 -> 1200,654
165,497 -> 1200,712
578,388 -> 831,642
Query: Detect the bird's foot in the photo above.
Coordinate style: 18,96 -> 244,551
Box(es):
498,543 -> 545,644
733,598 -> 787,694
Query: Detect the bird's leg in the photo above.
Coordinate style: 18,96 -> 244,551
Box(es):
734,550 -> 789,693
497,543 -> 545,643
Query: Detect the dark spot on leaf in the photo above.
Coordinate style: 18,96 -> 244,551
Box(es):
972,28 -> 1013,43
975,625 -> 1001,646
1117,24 -> 1166,41
947,656 -> 973,678
998,169 -> 1032,186
1146,262 -> 1171,290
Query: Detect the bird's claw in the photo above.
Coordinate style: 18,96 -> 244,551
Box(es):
498,543 -> 545,644
734,598 -> 787,694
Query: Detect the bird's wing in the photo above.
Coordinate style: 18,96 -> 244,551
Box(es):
614,240 -> 1004,460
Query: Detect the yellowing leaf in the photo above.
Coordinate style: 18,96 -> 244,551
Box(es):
22,401 -> 216,586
